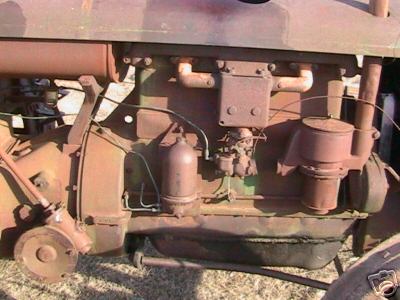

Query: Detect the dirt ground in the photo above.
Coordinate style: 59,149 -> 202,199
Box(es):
0,69 -> 362,300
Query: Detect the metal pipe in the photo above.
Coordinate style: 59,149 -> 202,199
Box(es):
369,0 -> 389,17
138,255 -> 330,290
0,40 -> 127,82
177,57 -> 219,89
272,63 -> 314,93
176,59 -> 313,93
352,0 -> 387,156
353,57 -> 382,157
0,147 -> 50,208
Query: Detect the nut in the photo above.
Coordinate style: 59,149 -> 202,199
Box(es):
143,57 -> 153,66
268,63 -> 276,72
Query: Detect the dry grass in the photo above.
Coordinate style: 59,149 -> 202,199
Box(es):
0,69 -> 361,299
0,238 -> 359,300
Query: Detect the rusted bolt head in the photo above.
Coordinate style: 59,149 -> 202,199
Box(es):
225,67 -> 235,74
289,63 -> 298,70
256,68 -> 265,75
268,64 -> 276,72
216,60 -> 225,69
34,177 -> 48,189
372,130 -> 381,140
227,106 -> 238,115
143,57 -> 153,66
36,245 -> 57,263
251,107 -> 261,116
170,57 -> 179,64
122,57 -> 132,64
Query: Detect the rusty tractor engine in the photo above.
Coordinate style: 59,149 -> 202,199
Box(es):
0,0 -> 399,290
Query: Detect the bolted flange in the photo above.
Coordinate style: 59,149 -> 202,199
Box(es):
14,226 -> 78,283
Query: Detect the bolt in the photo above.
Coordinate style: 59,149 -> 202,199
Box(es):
122,56 -> 131,64
225,67 -> 235,74
268,63 -> 276,72
207,79 -> 214,86
251,107 -> 261,116
289,63 -> 298,70
76,151 -> 81,158
34,177 -> 48,189
72,185 -> 78,191
312,64 -> 319,71
170,57 -> 179,64
143,57 -> 152,66
372,130 -> 381,140
216,60 -> 225,69
256,68 -> 265,75
227,106 -> 238,115
339,68 -> 347,76
36,245 -> 57,263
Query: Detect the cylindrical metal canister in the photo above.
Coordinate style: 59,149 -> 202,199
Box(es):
302,176 -> 341,215
300,117 -> 354,167
161,137 -> 198,217
298,117 -> 354,214
0,40 -> 128,82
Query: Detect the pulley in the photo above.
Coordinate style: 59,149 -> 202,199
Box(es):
14,226 -> 78,283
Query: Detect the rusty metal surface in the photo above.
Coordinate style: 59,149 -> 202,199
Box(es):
0,8 -> 396,279
128,215 -> 355,239
0,145 -> 50,207
218,61 -> 272,128
349,153 -> 388,213
130,44 -> 360,76
369,0 -> 389,17
278,117 -> 360,213
67,76 -> 103,146
272,63 -> 313,93
161,137 -> 199,217
0,0 -> 399,57
0,135 -> 92,254
0,39 -> 127,82
77,128 -> 130,255
14,226 -> 78,283
353,180 -> 400,255
150,235 -> 343,270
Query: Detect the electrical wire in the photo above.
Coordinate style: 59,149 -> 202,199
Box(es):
59,86 -> 211,160
269,95 -> 400,131
0,111 -> 78,120
253,95 -> 400,155
0,85 -> 44,94
2,86 -> 400,209
90,117 -> 161,211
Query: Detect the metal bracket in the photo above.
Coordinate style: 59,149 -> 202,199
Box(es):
67,75 -> 103,146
